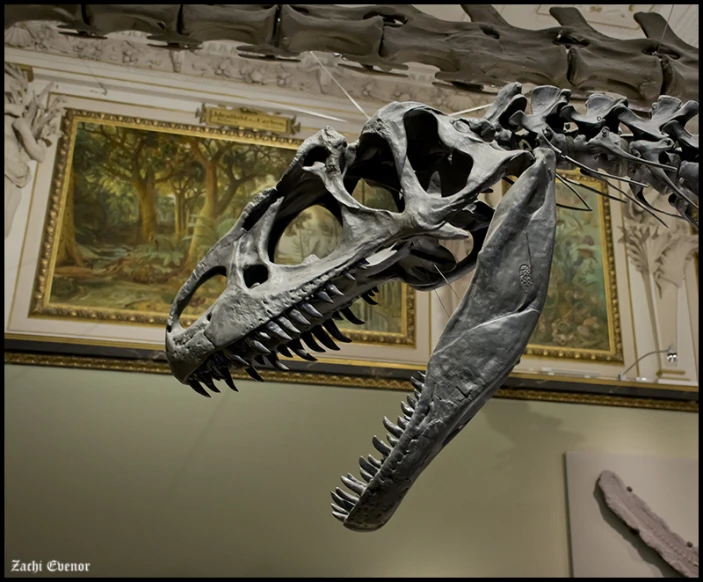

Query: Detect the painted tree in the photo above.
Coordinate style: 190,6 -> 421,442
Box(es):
83,125 -> 179,244
185,138 -> 295,266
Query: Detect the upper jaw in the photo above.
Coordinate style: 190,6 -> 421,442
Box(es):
165,238 -> 416,386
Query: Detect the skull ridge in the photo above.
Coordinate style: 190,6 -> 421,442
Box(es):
165,102 -> 532,387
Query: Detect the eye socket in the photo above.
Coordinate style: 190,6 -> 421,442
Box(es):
350,178 -> 400,212
404,109 -> 474,196
272,205 -> 342,265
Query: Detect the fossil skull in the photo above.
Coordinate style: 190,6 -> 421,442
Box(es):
165,103 -> 532,386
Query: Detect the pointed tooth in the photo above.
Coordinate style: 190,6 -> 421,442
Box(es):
359,456 -> 378,476
372,436 -> 392,456
414,389 -> 421,399
357,258 -> 370,269
347,473 -> 365,487
300,301 -> 323,318
331,492 -> 355,511
212,351 -> 231,371
332,312 -> 344,321
266,321 -> 292,341
341,475 -> 365,495
397,416 -> 408,430
301,331 -> 325,353
331,503 -> 349,515
372,286 -> 379,294
226,351 -> 249,367
277,344 -> 293,357
327,283 -> 344,297
387,434 -> 399,446
290,339 -> 317,361
359,468 -> 374,483
383,416 -> 403,438
323,319 -> 352,343
343,271 -> 356,280
250,339 -> 270,355
257,331 -> 271,341
268,353 -> 289,371
201,374 -> 221,393
401,401 -> 414,417
188,380 -> 211,397
419,372 -> 426,381
316,290 -> 334,304
367,455 -> 383,469
341,307 -> 365,325
332,511 -> 347,523
245,367 -> 264,382
223,373 -> 238,392
278,315 -> 301,334
271,358 -> 289,371
311,326 -> 340,351
362,292 -> 378,305
335,487 -> 359,504
407,395 -> 417,408
410,377 -> 424,391
287,309 -> 309,327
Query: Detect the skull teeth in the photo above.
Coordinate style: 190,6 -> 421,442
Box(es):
301,331 -> 325,353
189,269 -> 385,399
300,301 -> 323,318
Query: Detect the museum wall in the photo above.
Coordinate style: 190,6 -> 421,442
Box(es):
4,10 -> 699,578
4,364 -> 698,577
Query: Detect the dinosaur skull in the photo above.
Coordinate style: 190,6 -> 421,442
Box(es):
165,102 -> 532,387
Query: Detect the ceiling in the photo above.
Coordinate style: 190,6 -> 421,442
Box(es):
414,4 -> 699,48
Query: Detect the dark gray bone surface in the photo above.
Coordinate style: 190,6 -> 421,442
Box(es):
164,83 -> 698,529
4,5 -> 698,103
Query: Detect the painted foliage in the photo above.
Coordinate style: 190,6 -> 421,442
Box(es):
45,113 -> 411,341
527,174 -> 620,358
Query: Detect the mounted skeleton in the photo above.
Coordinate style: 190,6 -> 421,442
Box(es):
164,83 -> 698,531
6,4 -> 698,534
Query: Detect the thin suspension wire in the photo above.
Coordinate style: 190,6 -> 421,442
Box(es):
433,289 -> 453,320
554,174 -> 593,212
309,51 -> 370,121
434,265 -> 462,301
448,103 -> 493,117
656,5 -> 677,54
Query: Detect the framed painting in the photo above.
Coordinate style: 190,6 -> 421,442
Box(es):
4,92 -> 695,412
525,170 -> 623,362
6,95 -> 433,390
28,108 -> 414,346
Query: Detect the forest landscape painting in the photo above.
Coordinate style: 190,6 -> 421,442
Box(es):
36,110 -> 412,344
526,172 -> 622,361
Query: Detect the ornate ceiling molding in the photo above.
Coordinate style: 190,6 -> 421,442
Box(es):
4,21 -> 490,114
3,4 -> 699,104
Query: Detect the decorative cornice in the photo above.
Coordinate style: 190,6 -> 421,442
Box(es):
3,5 -> 698,103
620,200 -> 699,296
4,22 -> 490,114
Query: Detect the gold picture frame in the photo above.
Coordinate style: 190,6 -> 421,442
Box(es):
524,170 -> 624,362
27,108 -> 415,347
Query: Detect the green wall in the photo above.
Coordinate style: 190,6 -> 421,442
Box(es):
4,364 -> 698,577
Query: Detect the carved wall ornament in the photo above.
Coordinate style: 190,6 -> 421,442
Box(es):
4,63 -> 64,239
3,21 -> 489,115
621,197 -> 699,297
3,5 -> 699,104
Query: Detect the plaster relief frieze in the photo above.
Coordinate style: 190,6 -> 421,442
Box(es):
4,63 -> 64,238
4,22 -> 489,114
620,198 -> 698,296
